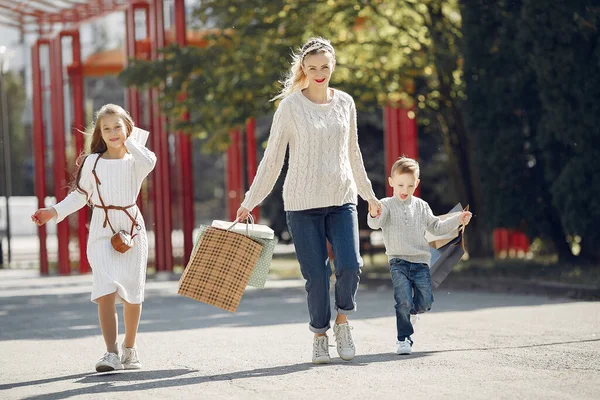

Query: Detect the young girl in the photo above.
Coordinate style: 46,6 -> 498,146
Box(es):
31,104 -> 156,372
236,37 -> 382,364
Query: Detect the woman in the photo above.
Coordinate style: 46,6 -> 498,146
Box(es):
237,37 -> 381,364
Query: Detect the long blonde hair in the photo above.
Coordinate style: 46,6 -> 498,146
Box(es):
72,104 -> 135,199
271,37 -> 336,101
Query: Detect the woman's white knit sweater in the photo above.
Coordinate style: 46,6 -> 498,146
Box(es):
241,89 -> 377,211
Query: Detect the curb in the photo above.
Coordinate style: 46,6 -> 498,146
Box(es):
360,273 -> 600,301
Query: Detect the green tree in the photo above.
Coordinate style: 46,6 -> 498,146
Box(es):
520,0 -> 600,262
121,0 -> 489,253
0,71 -> 27,196
461,0 -> 573,261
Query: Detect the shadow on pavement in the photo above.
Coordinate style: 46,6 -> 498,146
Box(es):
0,369 -> 194,391
14,353 -> 427,400
416,338 -> 600,355
0,281 -> 574,341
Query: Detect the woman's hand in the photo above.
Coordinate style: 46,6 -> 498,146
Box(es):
368,199 -> 382,218
460,211 -> 473,226
31,207 -> 57,226
235,206 -> 251,222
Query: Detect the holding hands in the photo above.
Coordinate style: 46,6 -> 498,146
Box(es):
31,207 -> 57,226
368,199 -> 382,218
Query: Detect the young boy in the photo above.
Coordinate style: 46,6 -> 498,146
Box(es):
367,157 -> 472,355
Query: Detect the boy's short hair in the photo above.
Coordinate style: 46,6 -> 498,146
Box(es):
391,156 -> 420,178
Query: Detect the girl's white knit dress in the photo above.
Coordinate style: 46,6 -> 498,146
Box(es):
53,136 -> 156,304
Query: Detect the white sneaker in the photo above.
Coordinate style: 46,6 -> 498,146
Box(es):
121,343 -> 142,370
396,338 -> 412,355
312,336 -> 331,364
333,323 -> 356,361
95,352 -> 123,372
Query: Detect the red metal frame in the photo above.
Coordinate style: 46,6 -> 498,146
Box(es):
20,0 -> 190,275
227,129 -> 243,222
398,107 -> 419,197
149,0 -> 173,272
125,2 -> 149,216
384,105 -> 419,197
245,117 -> 259,222
64,29 -> 90,273
174,0 -> 194,265
31,39 -> 49,275
1,1 -> 133,34
50,34 -> 70,275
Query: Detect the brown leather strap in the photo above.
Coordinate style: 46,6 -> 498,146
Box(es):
92,153 -> 141,236
459,205 -> 470,252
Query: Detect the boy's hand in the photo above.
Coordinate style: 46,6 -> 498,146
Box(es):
460,211 -> 472,226
368,199 -> 382,218
31,207 -> 57,226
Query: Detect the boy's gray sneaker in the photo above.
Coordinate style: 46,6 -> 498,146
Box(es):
95,352 -> 123,372
121,343 -> 142,370
333,323 -> 356,361
396,338 -> 412,355
312,336 -> 331,364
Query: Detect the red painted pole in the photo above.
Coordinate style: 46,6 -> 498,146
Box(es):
68,31 -> 90,274
227,129 -> 243,222
384,105 -> 401,197
245,117 -> 259,222
146,1 -> 163,271
226,138 -> 234,222
174,0 -> 194,265
125,5 -> 140,124
236,128 -> 244,213
32,40 -> 49,275
126,4 -> 144,217
50,35 -> 70,275
398,106 -> 419,196
149,0 -> 173,272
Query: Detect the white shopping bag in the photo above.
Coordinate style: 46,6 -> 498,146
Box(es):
211,220 -> 275,239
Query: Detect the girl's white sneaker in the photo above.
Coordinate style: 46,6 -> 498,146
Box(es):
95,352 -> 124,372
121,344 -> 142,370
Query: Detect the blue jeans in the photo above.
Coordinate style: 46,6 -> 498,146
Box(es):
286,203 -> 362,333
390,258 -> 434,342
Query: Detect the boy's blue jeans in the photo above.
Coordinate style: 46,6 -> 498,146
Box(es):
390,258 -> 434,342
286,203 -> 362,333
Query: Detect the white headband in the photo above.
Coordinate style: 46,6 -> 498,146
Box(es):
301,41 -> 335,59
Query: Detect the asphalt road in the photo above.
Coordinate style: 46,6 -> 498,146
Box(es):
0,269 -> 598,400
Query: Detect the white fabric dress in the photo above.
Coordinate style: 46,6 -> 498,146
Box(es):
53,136 -> 156,304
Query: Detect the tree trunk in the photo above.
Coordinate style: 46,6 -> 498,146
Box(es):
427,2 -> 493,257
579,236 -> 600,265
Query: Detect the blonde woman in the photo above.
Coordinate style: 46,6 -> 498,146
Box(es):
237,37 -> 381,364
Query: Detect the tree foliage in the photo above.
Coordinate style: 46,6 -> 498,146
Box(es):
461,0 -> 600,262
121,0 -> 463,148
0,71 -> 27,196
521,0 -> 600,262
121,0 -> 490,253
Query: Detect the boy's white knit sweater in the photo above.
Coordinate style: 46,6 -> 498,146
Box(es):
367,196 -> 462,265
241,89 -> 377,212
